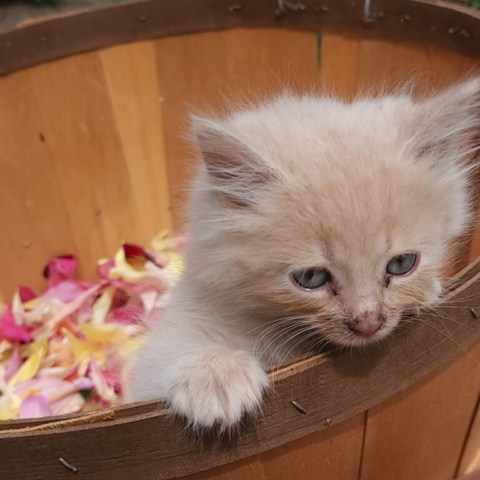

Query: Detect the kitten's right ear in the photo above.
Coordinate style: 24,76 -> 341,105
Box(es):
410,77 -> 480,170
192,116 -> 278,207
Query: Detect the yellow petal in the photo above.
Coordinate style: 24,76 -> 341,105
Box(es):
91,287 -> 115,324
78,357 -> 91,377
110,248 -> 148,283
150,230 -> 169,253
8,340 -> 47,387
80,323 -> 129,346
62,329 -> 93,362
0,391 -> 21,420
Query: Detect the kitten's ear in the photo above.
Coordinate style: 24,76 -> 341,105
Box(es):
192,116 -> 278,207
410,77 -> 480,169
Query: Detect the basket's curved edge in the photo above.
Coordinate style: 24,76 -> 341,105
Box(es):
1,258 -> 480,479
0,0 -> 479,79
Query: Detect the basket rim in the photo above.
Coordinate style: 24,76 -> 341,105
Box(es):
0,0 -> 479,78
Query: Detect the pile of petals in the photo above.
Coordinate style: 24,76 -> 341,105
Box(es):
0,232 -> 184,420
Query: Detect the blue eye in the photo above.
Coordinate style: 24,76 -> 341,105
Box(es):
386,253 -> 417,275
292,268 -> 331,290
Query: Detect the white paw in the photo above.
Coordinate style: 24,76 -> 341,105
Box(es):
167,347 -> 269,431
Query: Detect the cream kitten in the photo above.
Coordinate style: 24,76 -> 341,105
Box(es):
129,78 -> 480,431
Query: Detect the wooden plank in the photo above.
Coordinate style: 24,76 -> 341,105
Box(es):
155,28 -> 319,226
360,342 -> 480,480
1,264 -> 480,479
0,66 -> 78,301
0,40 -> 174,300
184,414 -> 365,480
100,40 -> 172,237
25,52 -> 142,283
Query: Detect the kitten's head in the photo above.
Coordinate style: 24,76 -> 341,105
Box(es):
188,78 -> 480,348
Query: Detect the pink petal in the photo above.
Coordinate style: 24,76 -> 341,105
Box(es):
73,377 -> 94,390
44,284 -> 103,329
15,377 -> 84,405
87,358 -> 115,402
43,255 -> 77,287
0,307 -> 32,343
97,259 -> 115,280
108,306 -> 141,324
44,279 -> 93,304
5,346 -> 22,382
19,286 -> 36,303
19,395 -> 52,419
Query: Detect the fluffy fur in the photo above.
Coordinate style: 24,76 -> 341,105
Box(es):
128,78 -> 480,431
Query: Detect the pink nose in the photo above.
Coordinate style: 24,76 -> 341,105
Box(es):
348,312 -> 383,337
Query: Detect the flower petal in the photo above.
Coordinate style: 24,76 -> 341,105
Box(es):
19,395 -> 52,419
5,346 -> 22,382
44,279 -> 93,304
43,255 -> 77,286
91,287 -> 115,324
87,358 -> 116,403
0,307 -> 31,343
50,393 -> 85,416
19,286 -> 36,303
8,340 -> 47,387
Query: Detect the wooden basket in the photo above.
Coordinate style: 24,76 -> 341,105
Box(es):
1,1 -> 480,479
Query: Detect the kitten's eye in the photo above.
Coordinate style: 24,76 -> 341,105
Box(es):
386,253 -> 417,276
292,268 -> 331,290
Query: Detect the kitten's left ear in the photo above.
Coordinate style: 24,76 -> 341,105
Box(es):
410,77 -> 480,168
192,116 -> 278,207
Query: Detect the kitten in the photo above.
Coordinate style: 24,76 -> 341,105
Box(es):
128,78 -> 480,431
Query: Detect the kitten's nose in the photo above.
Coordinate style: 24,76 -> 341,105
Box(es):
347,312 -> 383,337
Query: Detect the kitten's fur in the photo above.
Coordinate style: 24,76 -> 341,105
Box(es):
129,79 -> 480,431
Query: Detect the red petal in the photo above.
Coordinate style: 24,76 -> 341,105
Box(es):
19,286 -> 36,303
122,243 -> 146,259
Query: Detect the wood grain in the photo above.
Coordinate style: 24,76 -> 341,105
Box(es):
184,414 -> 365,480
155,28 -> 319,226
360,343 -> 480,480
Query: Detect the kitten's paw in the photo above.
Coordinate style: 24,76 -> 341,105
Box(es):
168,347 -> 269,431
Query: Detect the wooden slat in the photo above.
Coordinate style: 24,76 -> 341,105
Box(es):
360,343 -> 480,480
100,41 -> 172,237
155,28 -> 320,226
0,42 -> 173,300
184,414 -> 365,480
